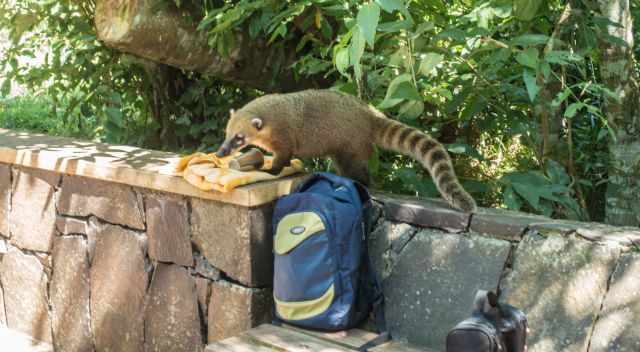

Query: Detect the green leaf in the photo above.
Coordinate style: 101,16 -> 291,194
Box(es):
335,47 -> 350,76
546,160 -> 570,185
510,34 -> 550,46
105,107 -> 124,128
522,69 -> 539,102
516,48 -> 539,69
446,143 -> 486,161
1,80 -> 11,97
551,89 -> 571,107
513,0 -> 544,21
418,53 -> 444,77
378,19 -> 413,32
11,13 -> 39,42
503,186 -> 523,210
350,25 -> 366,66
545,50 -> 583,64
398,100 -> 424,120
564,102 -> 583,118
357,3 -> 380,48
378,74 -> 420,109
374,0 -> 404,13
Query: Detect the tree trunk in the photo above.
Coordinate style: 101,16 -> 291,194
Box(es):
598,0 -> 640,226
94,0 -> 331,93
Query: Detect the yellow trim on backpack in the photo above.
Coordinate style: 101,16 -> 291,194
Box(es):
274,284 -> 335,321
274,212 -> 325,255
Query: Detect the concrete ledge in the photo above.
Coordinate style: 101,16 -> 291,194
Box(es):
0,129 -> 305,207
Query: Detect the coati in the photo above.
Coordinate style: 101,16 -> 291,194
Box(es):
216,89 -> 477,213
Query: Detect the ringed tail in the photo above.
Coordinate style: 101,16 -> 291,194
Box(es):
372,115 -> 477,213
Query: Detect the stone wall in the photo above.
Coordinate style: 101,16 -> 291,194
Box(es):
0,163 -> 273,352
371,194 -> 640,352
1,129 -> 639,352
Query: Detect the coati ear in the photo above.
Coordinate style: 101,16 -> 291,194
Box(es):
229,109 -> 235,115
251,117 -> 263,130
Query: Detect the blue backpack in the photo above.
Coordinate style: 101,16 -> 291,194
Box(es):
272,173 -> 388,343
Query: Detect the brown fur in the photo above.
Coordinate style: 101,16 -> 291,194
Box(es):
218,89 -> 477,213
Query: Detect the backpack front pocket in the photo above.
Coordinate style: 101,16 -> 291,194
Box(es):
273,211 -> 336,321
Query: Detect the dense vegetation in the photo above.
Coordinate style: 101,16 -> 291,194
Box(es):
1,0 -> 638,223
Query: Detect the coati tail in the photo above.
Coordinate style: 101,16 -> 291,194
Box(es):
373,117 -> 477,213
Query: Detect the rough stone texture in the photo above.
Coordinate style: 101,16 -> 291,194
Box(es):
470,207 -> 548,241
145,263 -> 202,352
146,195 -> 192,266
500,234 -> 620,352
590,253 -> 640,352
50,236 -> 93,352
195,277 -> 211,321
380,230 -> 511,349
0,278 -> 6,327
91,223 -> 147,352
373,193 -> 470,232
58,176 -> 145,230
55,216 -> 88,235
193,252 -> 221,281
0,248 -> 52,343
191,199 -> 273,287
369,221 -> 418,280
208,280 -> 272,342
531,220 -> 640,247
10,167 -> 59,252
0,163 -> 9,238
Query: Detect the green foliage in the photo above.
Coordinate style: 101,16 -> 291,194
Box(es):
3,0 -> 637,221
0,0 -> 248,152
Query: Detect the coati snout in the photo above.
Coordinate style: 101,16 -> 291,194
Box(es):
218,89 -> 477,213
216,110 -> 263,157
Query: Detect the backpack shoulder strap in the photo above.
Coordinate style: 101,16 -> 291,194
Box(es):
358,191 -> 391,352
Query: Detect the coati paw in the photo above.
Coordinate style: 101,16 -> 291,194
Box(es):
265,167 -> 284,176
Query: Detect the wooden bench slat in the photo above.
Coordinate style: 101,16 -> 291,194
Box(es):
369,341 -> 440,352
282,323 -> 380,350
245,324 -> 355,352
205,335 -> 284,352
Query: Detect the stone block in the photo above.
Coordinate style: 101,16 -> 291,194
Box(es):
0,163 -> 9,238
50,236 -> 92,352
145,263 -> 202,352
531,220 -> 640,248
207,280 -> 271,342
369,221 -> 418,279
195,277 -> 211,321
91,223 -> 147,352
193,252 -> 221,280
58,176 -> 145,230
10,167 -> 59,252
191,199 -> 273,287
0,279 -> 6,327
500,234 -> 620,352
381,230 -> 511,349
590,253 -> 640,352
146,194 -> 192,266
470,207 -> 548,241
55,216 -> 88,235
373,193 -> 470,233
0,248 -> 52,343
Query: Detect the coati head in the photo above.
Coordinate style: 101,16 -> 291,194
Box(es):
216,109 -> 264,157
